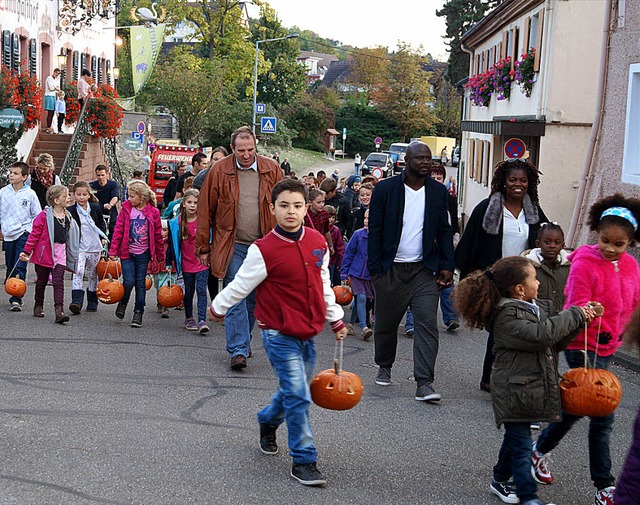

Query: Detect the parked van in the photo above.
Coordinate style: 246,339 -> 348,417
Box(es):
147,145 -> 203,204
389,142 -> 410,173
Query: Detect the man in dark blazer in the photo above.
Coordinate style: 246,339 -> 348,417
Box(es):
367,141 -> 454,402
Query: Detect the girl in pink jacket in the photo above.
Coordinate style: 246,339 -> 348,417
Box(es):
532,194 -> 640,505
20,185 -> 80,324
109,181 -> 164,328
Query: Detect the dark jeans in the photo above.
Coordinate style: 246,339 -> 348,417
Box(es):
4,232 -> 29,303
207,271 -> 219,300
183,270 -> 208,322
35,264 -> 66,305
535,350 -> 615,490
373,262 -> 439,385
57,113 -> 65,133
494,422 -> 537,502
121,251 -> 150,313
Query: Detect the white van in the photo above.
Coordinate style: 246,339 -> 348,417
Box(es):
389,142 -> 410,173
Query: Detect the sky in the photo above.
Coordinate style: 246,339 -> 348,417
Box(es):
248,0 -> 449,61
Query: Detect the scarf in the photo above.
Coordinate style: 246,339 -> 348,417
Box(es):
77,203 -> 108,242
482,192 -> 541,235
35,166 -> 54,190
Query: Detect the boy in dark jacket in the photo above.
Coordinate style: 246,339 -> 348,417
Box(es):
210,179 -> 347,487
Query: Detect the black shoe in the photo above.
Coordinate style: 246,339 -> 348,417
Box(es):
446,320 -> 460,331
415,383 -> 442,402
230,355 -> 247,371
259,423 -> 278,455
375,366 -> 391,386
115,302 -> 126,320
291,462 -> 327,486
489,479 -> 519,504
131,310 -> 143,328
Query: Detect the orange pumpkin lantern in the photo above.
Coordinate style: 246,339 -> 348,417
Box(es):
96,276 -> 125,304
96,257 -> 122,279
158,284 -> 183,308
310,340 -> 363,411
5,276 -> 27,298
333,285 -> 353,306
560,367 -> 622,417
145,276 -> 153,290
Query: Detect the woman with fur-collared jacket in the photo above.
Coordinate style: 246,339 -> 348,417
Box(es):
455,159 -> 548,392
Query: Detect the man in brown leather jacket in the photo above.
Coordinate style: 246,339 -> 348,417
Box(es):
196,126 -> 283,370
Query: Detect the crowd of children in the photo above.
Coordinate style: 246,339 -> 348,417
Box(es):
3,155 -> 640,500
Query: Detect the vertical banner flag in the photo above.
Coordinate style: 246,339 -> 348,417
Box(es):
130,24 -> 166,94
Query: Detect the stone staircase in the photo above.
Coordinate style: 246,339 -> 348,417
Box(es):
26,132 -> 109,184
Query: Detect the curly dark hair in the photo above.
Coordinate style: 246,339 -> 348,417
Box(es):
587,193 -> 640,245
490,159 -> 541,204
453,256 -> 532,329
537,222 -> 564,241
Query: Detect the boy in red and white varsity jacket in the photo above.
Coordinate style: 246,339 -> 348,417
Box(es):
210,179 -> 347,487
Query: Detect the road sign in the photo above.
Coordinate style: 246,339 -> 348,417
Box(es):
504,138 -> 526,159
124,138 -> 144,151
371,167 -> 384,179
342,127 -> 347,140
255,103 -> 266,114
375,136 -> 382,148
131,131 -> 144,144
137,121 -> 146,135
0,108 -> 24,128
261,117 -> 277,134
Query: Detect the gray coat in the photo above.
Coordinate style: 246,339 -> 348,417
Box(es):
46,207 -> 80,273
488,298 -> 585,427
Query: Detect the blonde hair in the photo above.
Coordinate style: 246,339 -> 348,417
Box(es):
72,180 -> 98,203
36,153 -> 54,168
128,180 -> 157,207
46,184 -> 69,207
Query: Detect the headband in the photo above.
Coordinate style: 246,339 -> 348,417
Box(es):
601,207 -> 638,230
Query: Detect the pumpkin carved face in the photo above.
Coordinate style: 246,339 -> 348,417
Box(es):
310,368 -> 364,411
96,276 -> 125,304
158,284 -> 183,308
333,286 -> 353,306
560,367 -> 622,417
5,276 -> 26,298
96,258 -> 122,279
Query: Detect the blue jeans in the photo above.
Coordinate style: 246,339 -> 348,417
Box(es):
354,164 -> 360,176
349,293 -> 368,330
257,329 -> 317,464
223,244 -> 256,357
494,422 -> 537,502
121,251 -> 150,313
405,306 -> 414,332
183,270 -> 208,322
535,350 -> 615,490
3,232 -> 29,303
439,284 -> 457,324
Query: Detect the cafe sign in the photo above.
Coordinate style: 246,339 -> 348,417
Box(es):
0,108 -> 25,128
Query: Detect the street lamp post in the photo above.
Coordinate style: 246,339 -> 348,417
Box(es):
252,33 -> 298,134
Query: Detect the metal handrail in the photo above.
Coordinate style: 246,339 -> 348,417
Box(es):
60,99 -> 91,185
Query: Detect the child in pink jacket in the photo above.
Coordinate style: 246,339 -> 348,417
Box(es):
109,181 -> 164,328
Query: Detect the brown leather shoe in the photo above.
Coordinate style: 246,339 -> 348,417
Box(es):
55,304 -> 69,324
34,303 -> 44,318
230,354 -> 247,371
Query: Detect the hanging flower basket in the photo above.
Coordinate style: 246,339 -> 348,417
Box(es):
63,81 -> 123,139
490,57 -> 514,101
0,64 -> 42,130
466,69 -> 494,107
514,48 -> 537,97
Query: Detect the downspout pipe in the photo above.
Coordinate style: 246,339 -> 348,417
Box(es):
567,0 -> 613,246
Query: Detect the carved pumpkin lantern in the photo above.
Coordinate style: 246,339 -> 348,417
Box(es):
5,276 -> 27,298
145,276 -> 153,290
96,275 -> 125,304
97,257 -> 122,279
333,285 -> 353,306
158,284 -> 183,308
560,367 -> 622,417
311,340 -> 363,411
560,322 -> 622,417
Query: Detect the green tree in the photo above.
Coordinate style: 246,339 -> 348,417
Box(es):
350,46 -> 389,98
140,47 -> 225,144
436,0 -> 500,85
280,93 -> 335,151
336,102 -> 401,155
432,67 -> 461,139
250,4 -> 307,109
373,43 -> 438,141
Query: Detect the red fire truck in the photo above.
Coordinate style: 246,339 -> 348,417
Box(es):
147,145 -> 203,204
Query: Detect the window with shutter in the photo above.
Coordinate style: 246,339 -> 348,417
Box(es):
80,52 -> 86,73
524,17 -> 531,54
469,139 -> 475,178
91,55 -> 97,80
11,33 -> 19,71
73,51 -> 79,80
106,59 -> 111,85
534,9 -> 544,72
2,31 -> 10,68
29,39 -> 37,76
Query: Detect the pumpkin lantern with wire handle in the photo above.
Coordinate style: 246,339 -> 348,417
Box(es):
145,276 -> 153,291
333,285 -> 353,306
96,275 -> 125,304
96,257 -> 122,279
5,275 -> 27,298
560,315 -> 622,417
310,340 -> 364,411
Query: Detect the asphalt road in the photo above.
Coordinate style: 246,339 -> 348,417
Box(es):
1,280 -> 639,505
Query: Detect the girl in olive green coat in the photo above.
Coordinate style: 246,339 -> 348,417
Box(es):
454,256 -> 597,505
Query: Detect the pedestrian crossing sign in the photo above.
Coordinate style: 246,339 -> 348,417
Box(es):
261,117 -> 277,134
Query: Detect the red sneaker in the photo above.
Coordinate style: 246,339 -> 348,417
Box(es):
531,443 -> 554,484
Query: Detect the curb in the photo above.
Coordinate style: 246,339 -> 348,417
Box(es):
614,350 -> 640,374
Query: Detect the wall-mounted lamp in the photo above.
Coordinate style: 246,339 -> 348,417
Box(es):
112,67 -> 120,79
57,49 -> 68,67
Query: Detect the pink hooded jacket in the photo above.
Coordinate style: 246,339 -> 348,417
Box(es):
564,244 -> 640,356
109,201 -> 164,263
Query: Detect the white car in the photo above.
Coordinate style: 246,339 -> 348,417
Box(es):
362,153 -> 394,178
